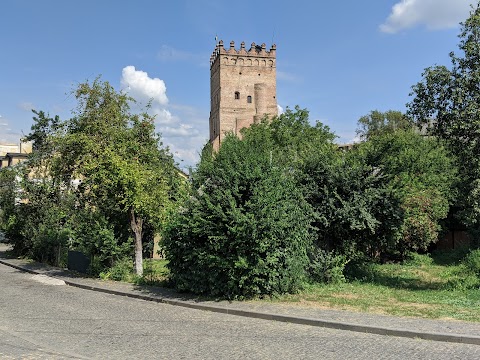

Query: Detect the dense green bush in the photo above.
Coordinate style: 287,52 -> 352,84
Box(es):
302,147 -> 402,260
164,127 -> 314,299
69,208 -> 132,273
99,257 -> 135,281
307,248 -> 347,284
356,129 -> 456,256
463,249 -> 480,277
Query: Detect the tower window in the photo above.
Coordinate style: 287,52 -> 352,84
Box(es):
247,95 -> 252,103
235,91 -> 240,100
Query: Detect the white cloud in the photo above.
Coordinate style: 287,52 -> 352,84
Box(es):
160,124 -> 199,138
380,0 -> 472,33
121,66 -> 168,105
119,66 -> 208,168
151,107 -> 175,125
277,104 -> 284,114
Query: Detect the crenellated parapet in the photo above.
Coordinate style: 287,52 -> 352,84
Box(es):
210,40 -> 276,68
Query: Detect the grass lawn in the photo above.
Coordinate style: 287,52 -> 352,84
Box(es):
116,250 -> 480,322
268,251 -> 480,322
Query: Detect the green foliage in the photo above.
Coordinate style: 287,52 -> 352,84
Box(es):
50,79 -> 178,275
0,168 -> 17,225
303,146 -> 402,260
463,249 -> 480,277
402,252 -> 434,267
23,110 -> 60,153
69,208 -> 131,272
165,107 -> 450,296
357,129 -> 456,255
356,110 -> 413,140
164,110 -> 320,298
407,4 -> 480,229
0,78 -> 181,275
2,172 -> 73,266
307,248 -> 347,284
99,257 -> 135,282
137,259 -> 170,286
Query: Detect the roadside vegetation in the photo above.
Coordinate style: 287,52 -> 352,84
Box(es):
273,249 -> 480,322
1,2 -> 480,319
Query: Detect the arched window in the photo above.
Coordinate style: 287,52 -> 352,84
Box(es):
247,95 -> 252,103
235,91 -> 240,100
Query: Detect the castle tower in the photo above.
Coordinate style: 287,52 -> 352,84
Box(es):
209,40 -> 277,150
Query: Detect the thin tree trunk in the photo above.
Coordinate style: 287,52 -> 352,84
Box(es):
129,207 -> 144,276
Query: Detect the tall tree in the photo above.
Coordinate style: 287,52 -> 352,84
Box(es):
53,79 -> 177,275
356,110 -> 412,141
358,129 -> 457,255
407,3 -> 480,227
164,108 -> 331,298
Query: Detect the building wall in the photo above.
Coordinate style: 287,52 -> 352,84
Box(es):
209,40 -> 277,150
0,144 -> 20,156
0,141 -> 33,156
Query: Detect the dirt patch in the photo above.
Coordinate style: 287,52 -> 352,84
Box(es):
330,293 -> 362,300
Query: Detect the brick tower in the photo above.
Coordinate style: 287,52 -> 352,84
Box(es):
209,40 -> 277,150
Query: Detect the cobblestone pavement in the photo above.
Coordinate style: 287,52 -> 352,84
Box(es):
1,244 -> 480,359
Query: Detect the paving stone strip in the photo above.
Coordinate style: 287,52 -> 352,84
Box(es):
1,243 -> 479,345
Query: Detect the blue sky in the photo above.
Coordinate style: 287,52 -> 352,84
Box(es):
0,0 -> 475,168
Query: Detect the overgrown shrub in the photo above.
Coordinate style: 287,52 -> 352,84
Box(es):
69,208 -> 132,274
307,248 -> 347,284
99,257 -> 134,281
357,130 -> 456,257
164,128 -> 314,299
402,252 -> 433,267
303,148 -> 402,261
463,249 -> 480,277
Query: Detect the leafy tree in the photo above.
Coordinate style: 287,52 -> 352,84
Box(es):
356,110 -> 412,141
303,146 -> 402,260
0,111 -> 71,264
23,110 -> 60,153
50,79 -> 178,275
164,111 -> 319,298
407,3 -> 480,228
0,168 -> 17,228
264,106 -> 337,166
358,129 -> 457,255
0,167 -> 22,247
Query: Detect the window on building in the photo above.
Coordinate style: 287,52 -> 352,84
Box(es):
247,95 -> 252,103
235,91 -> 240,100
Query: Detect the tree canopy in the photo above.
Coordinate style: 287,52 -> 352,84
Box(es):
356,110 -> 412,141
407,3 -> 480,228
4,78 -> 180,275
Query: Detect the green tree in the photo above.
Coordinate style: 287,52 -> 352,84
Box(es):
303,144 -> 402,260
356,110 -> 412,141
51,79 -> 178,276
0,168 -> 17,228
0,167 -> 21,247
23,110 -> 60,153
0,110 -> 71,264
407,3 -> 480,228
164,110 -> 321,298
358,129 -> 457,255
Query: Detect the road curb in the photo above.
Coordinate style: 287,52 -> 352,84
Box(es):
1,258 -> 479,346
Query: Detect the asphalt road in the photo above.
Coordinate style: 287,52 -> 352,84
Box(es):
1,263 -> 479,359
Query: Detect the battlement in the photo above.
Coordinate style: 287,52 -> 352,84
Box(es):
209,39 -> 277,150
210,40 -> 276,68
